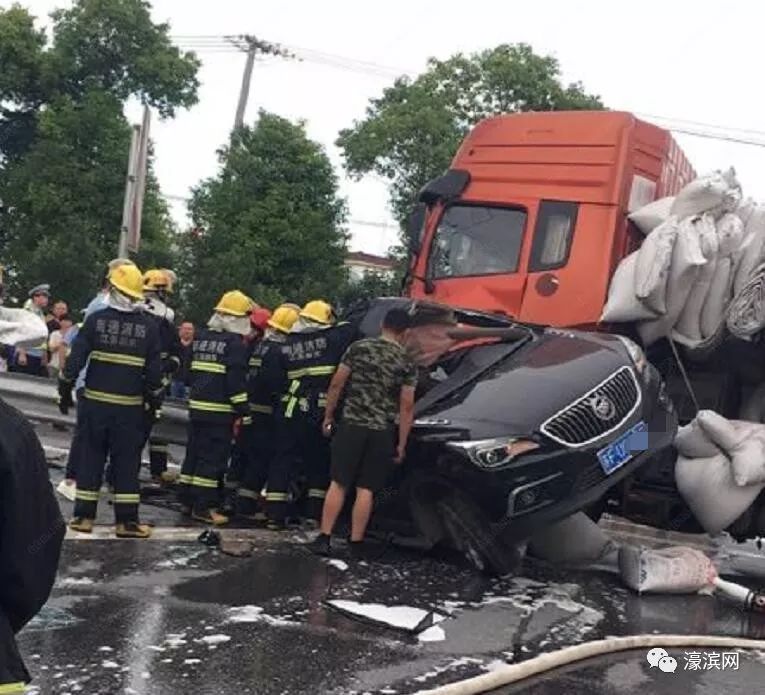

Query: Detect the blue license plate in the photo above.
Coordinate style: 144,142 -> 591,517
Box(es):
597,421 -> 648,475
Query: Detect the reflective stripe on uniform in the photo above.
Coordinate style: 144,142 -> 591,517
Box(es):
265,491 -> 288,502
188,399 -> 233,413
149,443 -> 168,452
230,392 -> 247,404
113,494 -> 140,504
284,379 -> 301,419
242,416 -> 253,425
0,683 -> 26,694
286,365 -> 336,380
90,350 -> 146,368
84,389 -> 143,406
250,404 -> 273,415
191,361 -> 226,374
307,488 -> 326,499
238,488 -> 260,500
178,474 -> 193,485
75,489 -> 100,502
191,476 -> 218,489
249,357 -> 263,367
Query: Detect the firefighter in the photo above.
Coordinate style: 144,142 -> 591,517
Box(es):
223,306 -> 271,510
236,304 -> 300,521
180,290 -> 251,525
142,268 -> 181,484
59,263 -> 163,539
1,344 -> 65,695
266,300 -> 357,529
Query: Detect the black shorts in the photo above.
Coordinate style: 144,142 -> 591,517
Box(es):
330,422 -> 395,492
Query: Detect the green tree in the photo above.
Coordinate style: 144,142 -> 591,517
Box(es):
336,269 -> 400,315
180,111 -> 348,323
337,43 -> 603,227
0,0 -> 199,307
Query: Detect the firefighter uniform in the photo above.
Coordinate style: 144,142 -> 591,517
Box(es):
266,319 -> 357,525
180,328 -> 249,520
144,302 -> 181,479
236,336 -> 287,518
63,305 -> 162,532
0,398 -> 65,692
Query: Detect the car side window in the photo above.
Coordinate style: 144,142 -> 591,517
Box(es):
529,201 -> 578,272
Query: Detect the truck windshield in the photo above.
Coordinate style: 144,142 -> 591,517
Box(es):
430,204 -> 526,279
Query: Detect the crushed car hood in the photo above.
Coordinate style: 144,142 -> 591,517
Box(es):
415,330 -> 629,440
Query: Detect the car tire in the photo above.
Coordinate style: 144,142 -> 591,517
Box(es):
436,491 -> 521,577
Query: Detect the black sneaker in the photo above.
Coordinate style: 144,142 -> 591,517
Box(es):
307,533 -> 331,557
349,540 -> 370,561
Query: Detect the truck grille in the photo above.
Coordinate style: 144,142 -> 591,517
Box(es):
540,366 -> 640,447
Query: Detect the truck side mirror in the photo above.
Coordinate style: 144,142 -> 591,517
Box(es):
406,203 -> 427,254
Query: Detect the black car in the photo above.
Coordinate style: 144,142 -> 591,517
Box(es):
348,298 -> 678,574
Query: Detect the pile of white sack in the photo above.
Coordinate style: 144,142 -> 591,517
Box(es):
674,410 -> 765,534
602,168 -> 765,347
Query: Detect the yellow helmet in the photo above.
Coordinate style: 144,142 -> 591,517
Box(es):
215,290 -> 255,317
108,263 -> 144,300
143,268 -> 174,293
268,304 -> 300,334
300,299 -> 335,325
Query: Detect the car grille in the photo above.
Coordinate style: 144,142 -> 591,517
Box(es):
540,366 -> 640,447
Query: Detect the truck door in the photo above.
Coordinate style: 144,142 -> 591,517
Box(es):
419,202 -> 529,317
520,201 -> 615,328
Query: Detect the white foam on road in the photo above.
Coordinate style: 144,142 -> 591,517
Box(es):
327,559 -> 349,571
57,577 -> 95,587
417,626 -> 446,642
326,600 -> 446,632
196,634 -> 231,645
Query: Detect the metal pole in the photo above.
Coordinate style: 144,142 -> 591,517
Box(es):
127,106 -> 151,254
119,126 -> 140,258
234,40 -> 257,130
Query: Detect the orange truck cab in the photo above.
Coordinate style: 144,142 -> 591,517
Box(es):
405,111 -> 695,329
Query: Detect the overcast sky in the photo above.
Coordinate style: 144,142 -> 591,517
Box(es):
20,0 -> 765,255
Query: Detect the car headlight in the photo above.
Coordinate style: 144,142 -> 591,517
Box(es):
615,335 -> 646,373
447,437 -> 540,469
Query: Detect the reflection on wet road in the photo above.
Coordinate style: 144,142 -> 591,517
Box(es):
19,536 -> 765,695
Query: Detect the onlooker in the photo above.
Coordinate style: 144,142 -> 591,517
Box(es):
11,285 -> 50,376
47,316 -> 73,379
46,300 -> 69,334
309,308 -> 417,557
170,321 -> 194,399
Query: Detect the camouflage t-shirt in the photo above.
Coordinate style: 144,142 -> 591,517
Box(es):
340,337 -> 418,430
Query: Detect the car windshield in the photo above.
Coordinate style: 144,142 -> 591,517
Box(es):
430,204 -> 526,278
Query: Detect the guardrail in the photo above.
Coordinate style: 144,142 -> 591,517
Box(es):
0,372 -> 189,445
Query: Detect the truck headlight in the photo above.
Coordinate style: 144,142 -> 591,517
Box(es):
616,335 -> 646,373
447,437 -> 540,469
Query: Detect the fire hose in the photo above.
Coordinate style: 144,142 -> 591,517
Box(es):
417,634 -> 765,694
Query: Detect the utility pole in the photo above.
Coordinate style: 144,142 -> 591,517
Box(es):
118,125 -> 141,258
234,36 -> 257,131
228,34 -> 295,132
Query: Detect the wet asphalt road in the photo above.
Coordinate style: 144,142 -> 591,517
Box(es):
19,422 -> 765,694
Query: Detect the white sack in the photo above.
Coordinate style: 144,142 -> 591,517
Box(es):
670,168 -> 741,219
637,217 -> 706,346
727,261 -> 765,338
697,410 -> 765,487
737,197 -> 757,228
618,545 -> 715,594
634,217 -> 678,314
696,410 -> 740,452
674,419 -> 721,458
0,307 -> 48,349
674,255 -> 717,343
717,212 -> 745,256
629,196 -> 675,235
700,256 -> 732,339
527,512 -> 614,564
601,252 -> 660,323
733,206 -> 765,297
675,452 -> 763,534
